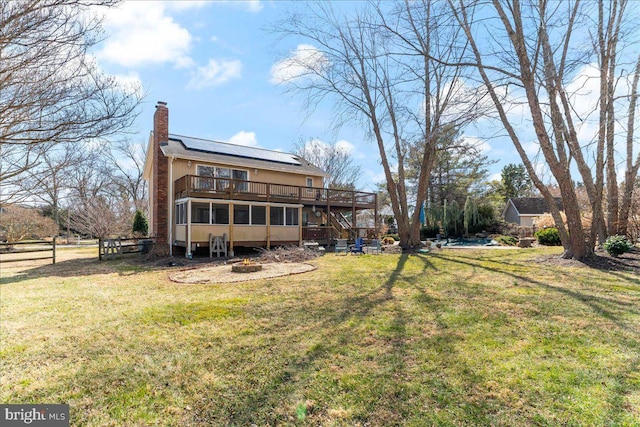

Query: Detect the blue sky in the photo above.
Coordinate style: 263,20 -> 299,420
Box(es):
93,1 -> 621,192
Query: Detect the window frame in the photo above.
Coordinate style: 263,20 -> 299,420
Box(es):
211,203 -> 229,225
191,202 -> 211,224
196,164 -> 250,192
251,205 -> 267,225
175,202 -> 187,225
233,204 -> 250,225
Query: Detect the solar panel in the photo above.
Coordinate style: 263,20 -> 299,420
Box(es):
170,134 -> 301,166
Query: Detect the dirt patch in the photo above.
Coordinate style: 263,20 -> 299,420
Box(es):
533,246 -> 640,273
168,262 -> 316,284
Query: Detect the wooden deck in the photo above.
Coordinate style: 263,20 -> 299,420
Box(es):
174,175 -> 377,209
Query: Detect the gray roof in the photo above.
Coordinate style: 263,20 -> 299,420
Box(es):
510,197 -> 563,215
159,133 -> 329,177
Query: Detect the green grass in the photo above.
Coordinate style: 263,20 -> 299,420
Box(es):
1,247 -> 639,426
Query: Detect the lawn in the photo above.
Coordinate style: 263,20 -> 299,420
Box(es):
1,247 -> 639,426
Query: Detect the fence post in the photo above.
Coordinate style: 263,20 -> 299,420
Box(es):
98,238 -> 102,261
52,237 -> 56,264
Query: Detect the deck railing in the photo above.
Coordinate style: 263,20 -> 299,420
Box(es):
175,175 -> 376,208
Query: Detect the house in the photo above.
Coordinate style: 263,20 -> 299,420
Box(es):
502,197 -> 563,227
143,101 -> 378,257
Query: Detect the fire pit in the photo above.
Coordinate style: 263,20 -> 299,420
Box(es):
231,259 -> 263,273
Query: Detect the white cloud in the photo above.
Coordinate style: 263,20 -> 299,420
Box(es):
113,71 -> 143,96
335,139 -> 355,154
270,44 -> 329,84
186,59 -> 242,90
213,1 -> 263,13
565,63 -> 600,120
244,1 -> 263,13
228,131 -> 258,147
460,136 -> 491,154
489,172 -> 502,182
97,2 -> 194,68
164,1 -> 210,11
523,141 -> 540,157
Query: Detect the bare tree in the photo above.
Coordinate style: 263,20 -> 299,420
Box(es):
17,142 -> 95,224
0,0 -> 142,203
70,196 -> 130,239
274,1 -> 484,247
293,138 -> 361,189
0,206 -> 59,243
450,0 -> 639,259
106,140 -> 148,212
618,55 -> 640,237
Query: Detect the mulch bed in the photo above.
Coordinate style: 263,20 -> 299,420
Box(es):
534,246 -> 640,274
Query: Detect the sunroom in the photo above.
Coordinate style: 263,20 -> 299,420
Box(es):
173,198 -> 303,256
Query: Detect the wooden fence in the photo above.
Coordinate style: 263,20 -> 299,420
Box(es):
0,238 -> 56,265
98,237 -> 154,260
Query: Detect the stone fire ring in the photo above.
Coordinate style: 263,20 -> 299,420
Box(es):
232,263 -> 263,273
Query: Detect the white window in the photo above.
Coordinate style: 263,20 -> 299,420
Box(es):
175,202 -> 186,225
306,177 -> 313,187
197,165 -> 248,192
233,169 -> 248,191
215,167 -> 230,190
196,165 -> 216,190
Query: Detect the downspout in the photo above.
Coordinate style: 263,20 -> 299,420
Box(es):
228,202 -> 234,257
186,199 -> 192,259
168,157 -> 174,256
298,205 -> 302,246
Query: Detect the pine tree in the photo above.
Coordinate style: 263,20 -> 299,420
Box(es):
132,210 -> 148,237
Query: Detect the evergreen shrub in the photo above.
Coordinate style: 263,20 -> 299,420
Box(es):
535,227 -> 561,246
603,235 -> 631,257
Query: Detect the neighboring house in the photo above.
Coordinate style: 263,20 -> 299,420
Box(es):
143,101 -> 377,257
502,197 -> 564,227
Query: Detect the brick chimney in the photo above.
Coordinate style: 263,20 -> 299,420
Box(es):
152,101 -> 169,254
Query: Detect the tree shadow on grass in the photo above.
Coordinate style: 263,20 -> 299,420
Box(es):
430,251 -> 640,327
188,253 -> 500,426
0,256 -> 163,285
186,255 -> 417,425
429,250 -> 640,425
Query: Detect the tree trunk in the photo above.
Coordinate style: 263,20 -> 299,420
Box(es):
618,54 -> 640,236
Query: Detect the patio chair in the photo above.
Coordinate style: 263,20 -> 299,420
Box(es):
350,237 -> 365,254
335,238 -> 348,255
368,239 -> 382,255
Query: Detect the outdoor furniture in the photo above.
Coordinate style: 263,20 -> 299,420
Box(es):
368,239 -> 382,254
335,238 -> 348,255
209,233 -> 228,257
517,237 -> 535,248
350,237 -> 365,254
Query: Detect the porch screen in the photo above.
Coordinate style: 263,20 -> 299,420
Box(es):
286,207 -> 299,226
252,206 -> 266,225
191,202 -> 210,223
234,205 -> 250,224
211,204 -> 229,224
270,206 -> 284,225
175,203 -> 186,225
